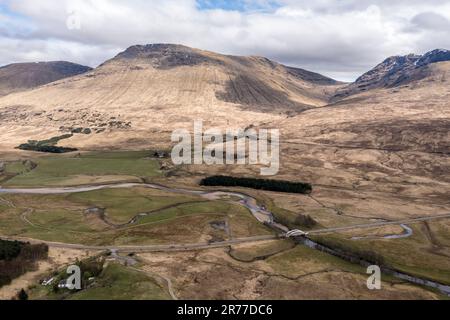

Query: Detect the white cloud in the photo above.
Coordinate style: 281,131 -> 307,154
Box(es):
1,0 -> 450,81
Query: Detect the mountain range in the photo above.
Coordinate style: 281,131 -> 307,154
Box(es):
0,45 -> 448,154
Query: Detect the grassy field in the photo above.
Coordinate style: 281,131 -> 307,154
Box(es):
80,150 -> 159,159
69,263 -> 170,300
0,185 -> 271,245
4,161 -> 32,174
30,262 -> 171,300
26,209 -> 101,233
310,222 -> 450,285
260,245 -> 444,299
0,151 -> 274,246
4,151 -> 161,187
267,245 -> 367,279
67,187 -> 203,224
229,240 -> 296,262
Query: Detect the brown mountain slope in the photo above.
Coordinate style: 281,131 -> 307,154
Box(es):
278,61 -> 450,154
257,61 -> 450,222
0,44 -> 342,150
99,44 -> 341,112
0,61 -> 92,97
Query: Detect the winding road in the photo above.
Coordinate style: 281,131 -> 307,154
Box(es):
0,234 -> 278,252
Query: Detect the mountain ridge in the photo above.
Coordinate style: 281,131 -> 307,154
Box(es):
0,61 -> 92,96
102,43 -> 340,86
0,45 -> 448,154
0,43 -> 345,151
334,48 -> 450,99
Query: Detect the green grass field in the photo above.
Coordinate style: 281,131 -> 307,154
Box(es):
80,150 -> 158,159
30,262 -> 171,300
70,263 -> 171,300
67,187 -> 202,224
229,240 -> 296,262
5,151 -> 161,187
267,245 -> 367,278
4,161 -> 31,174
310,223 -> 450,285
0,185 -> 271,246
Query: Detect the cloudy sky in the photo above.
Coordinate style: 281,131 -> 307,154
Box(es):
1,0 -> 450,81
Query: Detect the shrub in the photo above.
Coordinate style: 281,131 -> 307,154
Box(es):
17,289 -> 28,301
0,241 -> 49,288
17,134 -> 78,153
17,144 -> 78,153
0,240 -> 23,261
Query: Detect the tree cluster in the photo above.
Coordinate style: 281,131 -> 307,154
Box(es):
200,176 -> 312,194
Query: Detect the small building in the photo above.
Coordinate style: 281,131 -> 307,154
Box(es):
41,277 -> 55,286
58,280 -> 70,289
153,151 -> 168,158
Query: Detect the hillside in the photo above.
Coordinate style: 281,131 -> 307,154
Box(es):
0,61 -> 92,96
0,44 -> 342,151
279,61 -> 450,154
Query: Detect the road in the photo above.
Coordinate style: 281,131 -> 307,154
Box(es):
308,213 -> 450,235
3,213 -> 450,252
0,235 -> 278,253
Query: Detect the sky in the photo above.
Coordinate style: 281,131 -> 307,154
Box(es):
1,0 -> 450,81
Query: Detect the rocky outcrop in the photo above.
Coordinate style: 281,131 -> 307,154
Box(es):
334,49 -> 450,99
416,49 -> 450,67
103,44 -> 220,69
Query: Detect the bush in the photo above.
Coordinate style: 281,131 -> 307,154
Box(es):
17,144 -> 78,153
17,134 -> 78,153
0,240 -> 23,261
17,289 -> 28,301
200,176 -> 312,194
0,241 -> 49,288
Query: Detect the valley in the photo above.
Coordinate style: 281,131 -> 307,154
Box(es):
0,147 -> 449,300
0,45 -> 449,300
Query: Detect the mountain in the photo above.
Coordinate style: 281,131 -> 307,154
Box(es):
334,49 -> 450,99
279,55 -> 450,154
0,61 -> 92,96
1,45 -> 447,156
0,44 -> 342,150
99,44 -> 340,111
416,49 -> 450,66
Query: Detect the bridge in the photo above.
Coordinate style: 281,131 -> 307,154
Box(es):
285,229 -> 309,238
